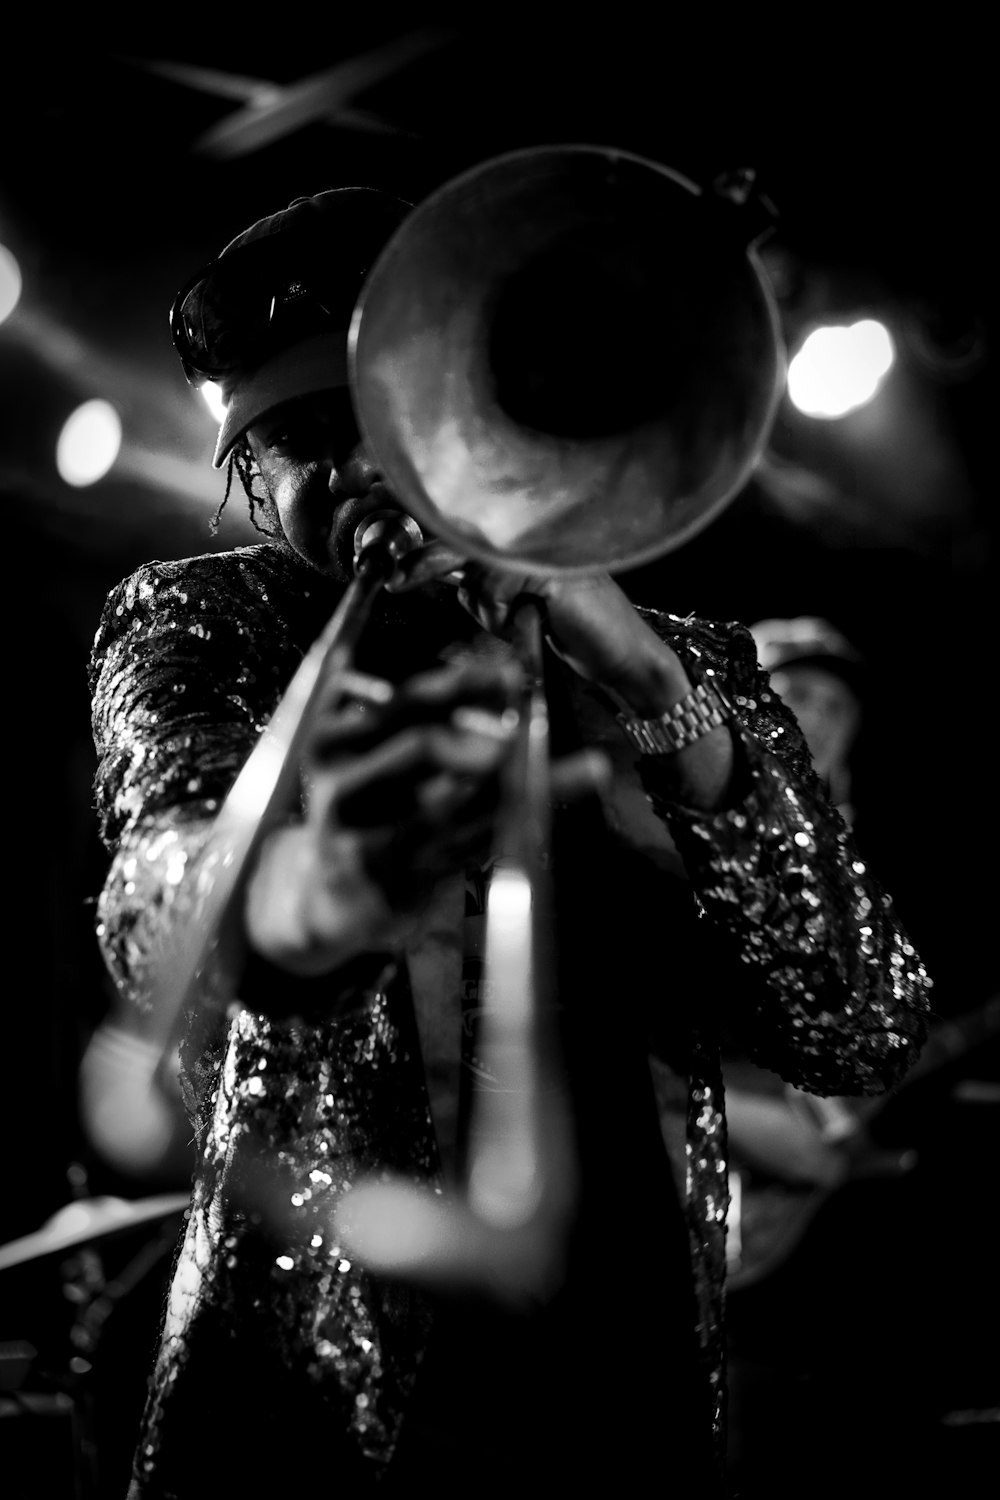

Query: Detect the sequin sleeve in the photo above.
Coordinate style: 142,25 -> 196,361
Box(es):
638,608 -> 932,1097
88,547 -> 326,1039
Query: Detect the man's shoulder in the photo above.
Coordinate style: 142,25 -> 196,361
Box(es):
89,543 -> 316,675
97,542 -> 323,622
110,541 -> 292,597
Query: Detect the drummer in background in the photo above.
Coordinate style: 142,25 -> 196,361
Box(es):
85,182 -> 932,1498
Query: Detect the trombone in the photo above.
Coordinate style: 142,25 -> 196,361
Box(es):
144,143 -> 785,1298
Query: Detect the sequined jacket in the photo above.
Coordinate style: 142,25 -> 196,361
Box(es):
89,542 -> 932,1497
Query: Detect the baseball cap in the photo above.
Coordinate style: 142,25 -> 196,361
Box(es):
169,187 -> 411,467
211,330 -> 353,468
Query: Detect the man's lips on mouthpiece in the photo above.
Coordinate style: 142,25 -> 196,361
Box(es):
325,483 -> 408,574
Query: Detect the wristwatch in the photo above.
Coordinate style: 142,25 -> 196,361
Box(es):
616,679 -> 730,756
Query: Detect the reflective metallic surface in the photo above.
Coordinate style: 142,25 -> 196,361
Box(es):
351,144 -> 786,575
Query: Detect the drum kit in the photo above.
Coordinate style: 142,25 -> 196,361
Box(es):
0,1192 -> 189,1276
0,1190 -> 189,1497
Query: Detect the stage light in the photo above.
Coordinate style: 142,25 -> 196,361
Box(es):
56,397 -> 123,486
787,318 -> 895,419
0,240 -> 22,325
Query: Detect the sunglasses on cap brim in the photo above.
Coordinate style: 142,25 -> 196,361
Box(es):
169,232 -> 376,389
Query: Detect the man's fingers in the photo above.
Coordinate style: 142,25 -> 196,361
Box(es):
310,661 -> 523,756
549,749 -> 612,803
318,718 -> 515,827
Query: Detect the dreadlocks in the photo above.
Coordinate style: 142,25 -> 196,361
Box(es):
210,438 -> 278,538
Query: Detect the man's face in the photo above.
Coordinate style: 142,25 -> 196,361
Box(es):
246,379 -> 400,582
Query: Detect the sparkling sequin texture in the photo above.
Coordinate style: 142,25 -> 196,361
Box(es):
90,545 -> 933,1495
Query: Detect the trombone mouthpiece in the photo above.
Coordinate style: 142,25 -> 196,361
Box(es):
353,509 -> 424,569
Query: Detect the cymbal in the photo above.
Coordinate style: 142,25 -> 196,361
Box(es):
0,1193 -> 189,1272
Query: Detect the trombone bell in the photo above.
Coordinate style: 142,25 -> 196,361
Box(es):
349,144 -> 786,579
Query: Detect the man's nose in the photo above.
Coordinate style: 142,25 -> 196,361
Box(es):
328,445 -> 382,495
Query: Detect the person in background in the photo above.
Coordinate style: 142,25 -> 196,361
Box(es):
751,615 -> 863,826
87,182 -> 932,1498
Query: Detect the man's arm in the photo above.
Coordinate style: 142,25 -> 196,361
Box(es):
638,608 -> 933,1096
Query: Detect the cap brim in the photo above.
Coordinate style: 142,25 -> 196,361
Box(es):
212,331 -> 351,468
764,649 -> 866,695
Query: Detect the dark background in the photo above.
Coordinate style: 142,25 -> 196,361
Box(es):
0,16 -> 995,1494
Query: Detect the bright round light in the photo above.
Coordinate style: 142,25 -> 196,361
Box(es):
56,399 -> 123,486
0,241 -> 23,325
200,381 -> 227,423
787,318 -> 896,419
852,318 -> 895,378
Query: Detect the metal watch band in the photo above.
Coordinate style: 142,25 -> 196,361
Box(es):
616,680 -> 729,755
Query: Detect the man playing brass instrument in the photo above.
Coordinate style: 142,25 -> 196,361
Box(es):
89,174 -> 932,1497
